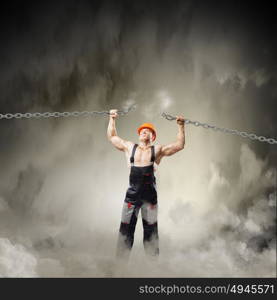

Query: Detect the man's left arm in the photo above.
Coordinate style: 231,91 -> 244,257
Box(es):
160,116 -> 185,157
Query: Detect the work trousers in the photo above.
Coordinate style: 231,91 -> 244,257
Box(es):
116,200 -> 159,261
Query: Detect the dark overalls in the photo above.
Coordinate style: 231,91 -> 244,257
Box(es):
116,143 -> 159,260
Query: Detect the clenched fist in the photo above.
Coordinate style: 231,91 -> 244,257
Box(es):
109,109 -> 118,119
176,115 -> 185,126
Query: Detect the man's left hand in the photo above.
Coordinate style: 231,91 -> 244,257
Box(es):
176,115 -> 185,125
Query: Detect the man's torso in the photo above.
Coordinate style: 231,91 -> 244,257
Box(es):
124,143 -> 163,171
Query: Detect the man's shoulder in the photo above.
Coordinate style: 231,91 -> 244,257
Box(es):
154,144 -> 162,151
126,141 -> 135,147
154,144 -> 162,148
124,141 -> 135,152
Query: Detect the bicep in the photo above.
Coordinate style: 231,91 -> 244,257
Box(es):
109,136 -> 132,152
160,142 -> 183,157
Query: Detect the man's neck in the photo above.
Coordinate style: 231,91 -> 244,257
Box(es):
138,141 -> 152,149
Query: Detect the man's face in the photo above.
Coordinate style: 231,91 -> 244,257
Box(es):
139,128 -> 154,142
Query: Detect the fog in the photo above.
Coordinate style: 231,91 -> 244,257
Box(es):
0,0 -> 276,277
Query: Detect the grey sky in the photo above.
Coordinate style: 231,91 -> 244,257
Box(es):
0,0 -> 276,277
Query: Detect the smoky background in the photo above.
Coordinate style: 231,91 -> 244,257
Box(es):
0,0 -> 276,277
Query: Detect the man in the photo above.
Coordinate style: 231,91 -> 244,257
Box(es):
107,109 -> 185,262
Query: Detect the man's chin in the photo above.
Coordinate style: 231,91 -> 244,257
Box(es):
140,138 -> 150,142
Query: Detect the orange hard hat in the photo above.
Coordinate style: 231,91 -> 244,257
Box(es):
137,123 -> 156,141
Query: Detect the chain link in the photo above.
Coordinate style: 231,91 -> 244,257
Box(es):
0,104 -> 137,120
162,112 -> 277,145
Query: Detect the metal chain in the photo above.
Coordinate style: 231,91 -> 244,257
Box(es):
0,104 -> 137,120
162,112 -> 277,145
0,105 -> 275,145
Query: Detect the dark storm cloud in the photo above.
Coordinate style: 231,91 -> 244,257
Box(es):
0,0 -> 276,277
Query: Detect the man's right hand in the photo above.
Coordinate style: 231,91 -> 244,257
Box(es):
109,109 -> 118,120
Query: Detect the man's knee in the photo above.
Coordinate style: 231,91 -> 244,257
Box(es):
142,219 -> 158,236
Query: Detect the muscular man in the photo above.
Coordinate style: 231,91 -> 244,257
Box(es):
107,109 -> 185,261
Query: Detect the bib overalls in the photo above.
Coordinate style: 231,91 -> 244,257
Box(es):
116,144 -> 159,260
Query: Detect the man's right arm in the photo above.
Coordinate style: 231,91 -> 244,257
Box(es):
107,109 -> 131,152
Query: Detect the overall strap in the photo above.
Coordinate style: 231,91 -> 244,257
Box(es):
130,144 -> 138,166
150,145 -> 155,163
